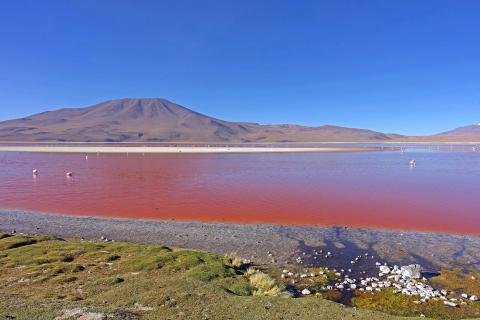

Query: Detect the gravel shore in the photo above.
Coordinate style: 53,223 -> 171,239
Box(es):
1,209 -> 479,272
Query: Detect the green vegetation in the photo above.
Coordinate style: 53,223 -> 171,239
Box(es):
351,269 -> 480,319
0,231 -> 477,320
429,269 -> 480,297
352,287 -> 480,320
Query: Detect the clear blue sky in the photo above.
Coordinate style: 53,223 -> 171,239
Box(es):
1,0 -> 479,135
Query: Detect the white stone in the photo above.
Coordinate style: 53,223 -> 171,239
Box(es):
400,264 -> 422,279
301,289 -> 311,295
379,266 -> 391,274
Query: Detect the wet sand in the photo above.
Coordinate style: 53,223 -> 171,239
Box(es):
0,145 -> 377,153
1,209 -> 479,273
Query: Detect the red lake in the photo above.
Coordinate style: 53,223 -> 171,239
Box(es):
1,147 -> 479,235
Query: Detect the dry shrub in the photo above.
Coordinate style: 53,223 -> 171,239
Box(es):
247,269 -> 282,296
224,252 -> 244,268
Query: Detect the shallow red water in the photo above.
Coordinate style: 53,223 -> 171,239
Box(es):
0,150 -> 479,235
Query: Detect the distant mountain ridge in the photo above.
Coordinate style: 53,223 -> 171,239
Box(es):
0,98 -> 477,142
436,124 -> 480,136
0,98 -> 402,142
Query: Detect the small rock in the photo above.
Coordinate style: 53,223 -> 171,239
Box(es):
301,289 -> 311,295
134,302 -> 154,311
400,264 -> 422,279
379,266 -> 391,274
443,301 -> 457,307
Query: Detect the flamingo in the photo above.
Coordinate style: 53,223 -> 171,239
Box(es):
66,172 -> 73,177
32,169 -> 38,175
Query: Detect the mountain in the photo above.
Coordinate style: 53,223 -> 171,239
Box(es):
0,98 -> 403,142
435,124 -> 480,136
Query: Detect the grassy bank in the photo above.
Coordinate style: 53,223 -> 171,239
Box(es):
0,232 -> 478,320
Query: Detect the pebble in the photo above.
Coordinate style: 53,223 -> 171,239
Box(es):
379,266 -> 391,274
443,301 -> 457,307
301,289 -> 311,295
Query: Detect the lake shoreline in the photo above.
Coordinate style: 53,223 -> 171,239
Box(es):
0,145 -> 381,153
1,209 -> 479,272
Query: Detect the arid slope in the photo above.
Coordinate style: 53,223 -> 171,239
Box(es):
0,98 -> 401,142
